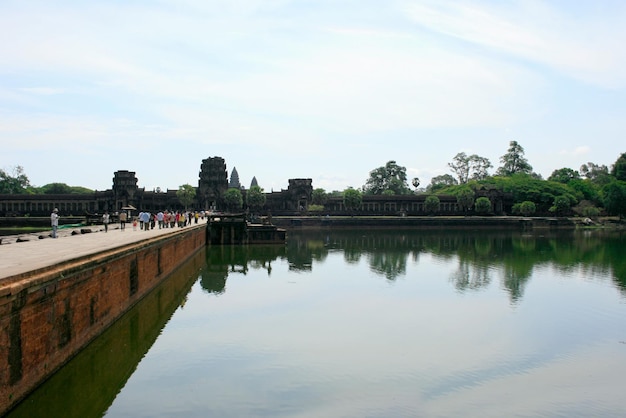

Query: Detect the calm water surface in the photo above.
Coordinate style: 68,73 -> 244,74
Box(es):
8,229 -> 626,418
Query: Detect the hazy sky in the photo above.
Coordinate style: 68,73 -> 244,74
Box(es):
1,0 -> 625,193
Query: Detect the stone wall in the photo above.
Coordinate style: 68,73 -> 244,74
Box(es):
270,216 -> 576,229
0,226 -> 206,414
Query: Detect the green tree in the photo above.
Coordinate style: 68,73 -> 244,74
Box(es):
343,188 -> 362,213
611,152 -> 626,181
572,200 -> 601,218
424,195 -> 440,214
470,155 -> 493,181
176,184 -> 196,210
580,162 -> 610,185
496,141 -> 533,176
474,196 -> 491,214
0,165 -> 31,194
568,179 -> 602,205
548,168 -> 580,184
427,174 -> 458,192
448,152 -> 471,184
550,195 -> 571,216
448,152 -> 492,184
602,180 -> 626,219
40,182 -> 73,194
312,188 -> 328,205
246,185 -> 266,213
363,161 -> 411,195
223,188 -> 243,212
69,186 -> 94,194
512,201 -> 536,216
520,201 -> 537,216
307,204 -> 324,213
484,173 -> 578,214
455,186 -> 475,213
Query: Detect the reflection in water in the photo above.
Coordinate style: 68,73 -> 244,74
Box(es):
450,259 -> 492,292
199,245 -> 286,294
196,229 -> 626,304
285,229 -> 626,302
6,229 -> 626,418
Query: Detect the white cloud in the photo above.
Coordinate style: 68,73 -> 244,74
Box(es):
18,87 -> 65,95
403,0 -> 626,88
559,146 -> 591,157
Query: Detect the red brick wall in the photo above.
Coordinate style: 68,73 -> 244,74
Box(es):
0,226 -> 206,414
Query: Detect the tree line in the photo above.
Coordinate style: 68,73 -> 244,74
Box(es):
309,141 -> 626,218
0,166 -> 93,195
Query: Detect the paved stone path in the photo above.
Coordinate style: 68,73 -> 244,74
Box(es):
0,221 -> 207,281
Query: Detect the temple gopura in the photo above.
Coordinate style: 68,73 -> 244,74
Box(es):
0,157 -> 511,217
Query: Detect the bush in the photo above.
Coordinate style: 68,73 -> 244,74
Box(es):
572,200 -> 601,218
549,195 -> 571,216
474,197 -> 491,214
512,201 -> 536,216
424,195 -> 440,214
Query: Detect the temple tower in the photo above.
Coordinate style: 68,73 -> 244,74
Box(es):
198,157 -> 228,210
112,170 -> 139,210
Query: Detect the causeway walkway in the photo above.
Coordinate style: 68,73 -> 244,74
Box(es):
0,221 -> 207,281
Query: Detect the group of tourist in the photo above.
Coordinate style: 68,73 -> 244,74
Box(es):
50,208 -> 209,238
132,210 -> 205,231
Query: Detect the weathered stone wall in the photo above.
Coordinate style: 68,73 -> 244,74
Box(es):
0,226 -> 206,414
270,216 -> 576,229
5,248 -> 207,417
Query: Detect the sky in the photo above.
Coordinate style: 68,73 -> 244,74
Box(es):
1,0 -> 625,193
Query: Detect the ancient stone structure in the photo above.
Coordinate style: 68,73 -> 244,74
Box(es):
0,156 -> 513,217
197,157 -> 228,211
228,167 -> 241,189
265,178 -> 313,212
112,170 -> 139,210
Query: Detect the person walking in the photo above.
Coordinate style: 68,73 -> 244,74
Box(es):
50,208 -> 59,238
157,211 -> 164,229
140,211 -> 151,231
169,212 -> 176,228
119,211 -> 127,230
102,211 -> 110,232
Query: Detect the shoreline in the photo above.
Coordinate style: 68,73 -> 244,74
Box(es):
1,215 -> 624,245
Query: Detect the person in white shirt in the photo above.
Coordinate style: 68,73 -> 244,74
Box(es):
51,208 -> 59,238
102,211 -> 110,232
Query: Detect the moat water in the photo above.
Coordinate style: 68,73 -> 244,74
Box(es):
7,229 -> 626,418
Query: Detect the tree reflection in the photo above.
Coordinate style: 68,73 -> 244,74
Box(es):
284,235 -> 328,271
501,266 -> 532,303
199,229 -> 626,302
450,260 -> 491,291
286,229 -> 626,302
368,251 -> 408,281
